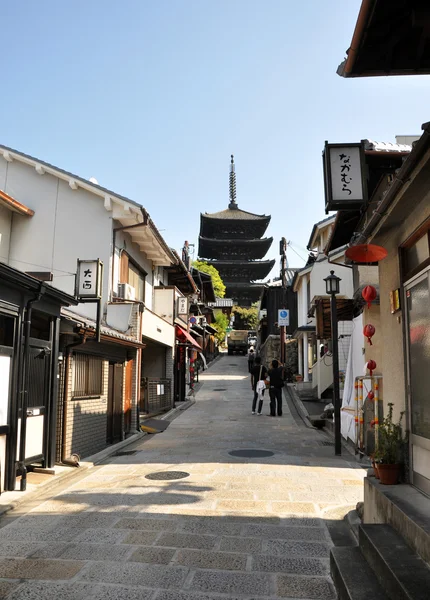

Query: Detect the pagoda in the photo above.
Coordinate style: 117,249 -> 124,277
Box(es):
198,156 -> 275,306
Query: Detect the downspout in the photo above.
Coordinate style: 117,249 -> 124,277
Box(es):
61,335 -> 86,466
111,211 -> 148,300
19,283 -> 45,491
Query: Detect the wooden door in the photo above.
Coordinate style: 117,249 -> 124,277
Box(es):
124,360 -> 133,434
107,363 -> 123,444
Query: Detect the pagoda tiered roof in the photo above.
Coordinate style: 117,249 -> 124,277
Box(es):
198,235 -> 273,260
206,259 -> 275,282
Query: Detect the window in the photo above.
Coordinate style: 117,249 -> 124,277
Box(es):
402,224 -> 430,282
73,354 -> 103,398
120,252 -> 146,301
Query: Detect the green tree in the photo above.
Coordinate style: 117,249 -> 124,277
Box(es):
214,311 -> 229,344
193,260 -> 226,298
232,305 -> 258,330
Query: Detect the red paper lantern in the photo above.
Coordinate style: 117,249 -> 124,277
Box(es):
367,360 -> 376,376
367,391 -> 375,401
363,324 -> 376,345
362,285 -> 377,309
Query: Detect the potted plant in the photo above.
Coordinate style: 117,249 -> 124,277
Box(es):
374,403 -> 405,485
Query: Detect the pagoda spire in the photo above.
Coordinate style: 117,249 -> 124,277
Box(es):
228,154 -> 238,209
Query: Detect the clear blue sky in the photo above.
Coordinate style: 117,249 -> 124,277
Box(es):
2,1 -> 430,275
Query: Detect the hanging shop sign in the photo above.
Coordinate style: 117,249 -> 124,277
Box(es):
75,259 -> 103,300
323,141 -> 367,212
177,297 -> 188,315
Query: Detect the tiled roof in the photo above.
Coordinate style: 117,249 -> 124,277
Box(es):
202,207 -> 269,221
364,139 -> 412,153
61,308 -> 141,344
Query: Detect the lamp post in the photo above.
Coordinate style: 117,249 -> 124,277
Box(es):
324,270 -> 342,455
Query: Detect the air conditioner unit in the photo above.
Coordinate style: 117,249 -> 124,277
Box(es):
118,283 -> 136,301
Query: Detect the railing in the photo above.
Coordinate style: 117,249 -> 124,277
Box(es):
142,378 -> 172,415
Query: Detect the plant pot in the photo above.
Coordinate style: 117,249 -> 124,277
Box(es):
371,460 -> 380,479
295,375 -> 303,382
377,463 -> 401,485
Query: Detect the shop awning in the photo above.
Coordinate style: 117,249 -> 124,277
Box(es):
175,325 -> 202,350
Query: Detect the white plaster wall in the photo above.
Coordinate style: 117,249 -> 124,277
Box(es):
2,158 -> 112,320
296,278 -> 305,327
0,206 -> 12,263
310,259 -> 353,301
154,288 -> 175,324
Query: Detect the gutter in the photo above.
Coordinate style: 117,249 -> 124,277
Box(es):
355,122 -> 430,243
338,0 -> 374,77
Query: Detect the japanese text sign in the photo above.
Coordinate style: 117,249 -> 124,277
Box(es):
76,259 -> 103,299
177,297 -> 188,315
323,142 -> 367,212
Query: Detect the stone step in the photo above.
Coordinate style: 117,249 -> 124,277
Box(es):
330,546 -> 389,600
359,523 -> 430,600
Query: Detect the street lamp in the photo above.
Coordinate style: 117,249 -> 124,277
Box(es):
324,270 -> 342,455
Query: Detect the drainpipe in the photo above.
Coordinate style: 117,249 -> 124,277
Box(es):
61,335 -> 87,467
19,283 -> 45,491
341,0 -> 373,76
111,211 -> 148,300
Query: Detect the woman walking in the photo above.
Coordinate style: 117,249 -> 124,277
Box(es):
250,356 -> 267,415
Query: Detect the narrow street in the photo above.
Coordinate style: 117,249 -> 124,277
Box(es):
0,355 -> 365,600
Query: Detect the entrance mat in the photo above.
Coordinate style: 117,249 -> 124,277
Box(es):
140,419 -> 170,434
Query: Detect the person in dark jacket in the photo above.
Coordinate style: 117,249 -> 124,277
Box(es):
250,356 -> 267,415
267,359 -> 284,417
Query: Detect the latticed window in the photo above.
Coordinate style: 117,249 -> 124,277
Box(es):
72,354 -> 103,398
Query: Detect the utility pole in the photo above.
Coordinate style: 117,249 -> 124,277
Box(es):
280,237 -> 287,364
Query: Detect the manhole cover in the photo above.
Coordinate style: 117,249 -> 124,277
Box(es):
213,388 -> 227,391
115,451 -> 137,456
228,449 -> 275,458
145,471 -> 190,481
319,441 -> 335,447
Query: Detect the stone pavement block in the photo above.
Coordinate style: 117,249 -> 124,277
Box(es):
28,501 -> 87,514
175,549 -> 247,570
115,518 -> 178,531
7,582 -> 95,600
252,554 -> 330,575
179,520 -> 242,536
0,557 -> 84,580
155,592 -> 243,600
6,515 -> 63,530
266,539 -> 330,558
78,560 -> 188,588
0,581 -> 20,599
242,524 -> 328,542
216,500 -> 268,512
271,502 -> 317,514
90,584 -> 154,600
59,542 -> 133,561
278,517 -> 323,527
73,527 -> 129,544
157,533 -> 218,549
122,531 -> 162,545
189,570 -> 271,595
276,574 -> 336,598
0,526 -> 80,543
27,542 -> 70,559
129,546 -> 176,564
0,541 -> 41,557
61,513 -> 119,528
219,536 -> 262,553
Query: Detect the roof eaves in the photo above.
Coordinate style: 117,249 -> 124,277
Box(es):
336,0 -> 375,78
307,215 -> 336,250
0,189 -> 35,216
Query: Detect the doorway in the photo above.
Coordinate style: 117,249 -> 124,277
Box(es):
107,363 -> 123,444
124,360 -> 133,434
405,266 -> 430,495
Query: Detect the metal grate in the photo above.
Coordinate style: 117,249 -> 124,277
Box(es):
145,471 -> 190,481
229,449 -> 275,458
213,388 -> 227,391
115,451 -> 137,456
319,441 -> 335,446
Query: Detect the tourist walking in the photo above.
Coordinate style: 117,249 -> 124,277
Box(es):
250,356 -> 267,415
267,359 -> 284,417
247,347 -> 255,373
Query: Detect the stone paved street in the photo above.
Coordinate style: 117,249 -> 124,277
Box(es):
0,355 -> 365,599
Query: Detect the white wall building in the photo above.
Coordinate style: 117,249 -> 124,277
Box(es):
293,215 -> 354,398
0,144 -> 185,461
